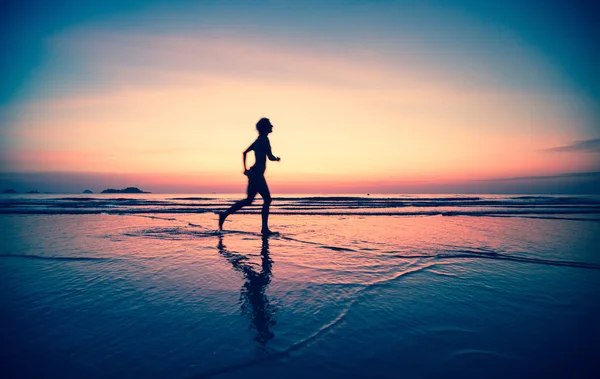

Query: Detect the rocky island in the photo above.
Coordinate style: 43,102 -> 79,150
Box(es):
82,190 -> 94,194
101,187 -> 150,194
2,189 -> 18,194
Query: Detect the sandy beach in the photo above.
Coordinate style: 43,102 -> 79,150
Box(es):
1,194 -> 599,378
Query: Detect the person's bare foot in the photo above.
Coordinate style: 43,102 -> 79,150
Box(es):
261,229 -> 278,236
218,213 -> 226,231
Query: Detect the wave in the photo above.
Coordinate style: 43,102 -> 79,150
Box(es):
2,208 -> 600,218
168,197 -> 213,200
489,215 -> 600,222
123,224 -> 600,271
387,250 -> 600,270
2,195 -> 599,217
0,254 -> 110,261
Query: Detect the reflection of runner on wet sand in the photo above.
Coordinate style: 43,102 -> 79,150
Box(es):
219,118 -> 281,235
217,235 -> 276,346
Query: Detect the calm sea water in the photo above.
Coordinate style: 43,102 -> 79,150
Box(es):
1,194 -> 599,378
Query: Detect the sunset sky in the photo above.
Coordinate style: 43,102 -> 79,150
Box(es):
1,0 -> 598,193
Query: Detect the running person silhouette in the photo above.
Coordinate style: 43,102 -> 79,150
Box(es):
219,118 -> 281,235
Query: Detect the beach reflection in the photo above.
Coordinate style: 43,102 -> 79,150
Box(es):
217,235 -> 276,346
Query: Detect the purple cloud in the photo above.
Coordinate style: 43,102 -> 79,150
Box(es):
544,138 -> 600,153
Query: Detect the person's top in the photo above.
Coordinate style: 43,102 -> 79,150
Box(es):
247,135 -> 276,175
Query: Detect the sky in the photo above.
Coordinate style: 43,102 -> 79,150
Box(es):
1,0 -> 599,194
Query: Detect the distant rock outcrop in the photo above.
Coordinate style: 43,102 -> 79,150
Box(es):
101,187 -> 150,194
82,189 -> 94,194
2,189 -> 17,194
26,190 -> 40,194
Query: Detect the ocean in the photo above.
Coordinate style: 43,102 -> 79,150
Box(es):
1,194 -> 599,378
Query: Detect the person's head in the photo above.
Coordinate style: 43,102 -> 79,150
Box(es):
256,117 -> 273,135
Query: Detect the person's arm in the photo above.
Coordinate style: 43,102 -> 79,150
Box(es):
266,138 -> 281,161
243,142 -> 254,173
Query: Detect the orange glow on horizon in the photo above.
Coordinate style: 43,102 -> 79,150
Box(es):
1,30 -> 597,193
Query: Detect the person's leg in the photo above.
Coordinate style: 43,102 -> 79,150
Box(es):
219,179 -> 257,230
256,177 -> 272,234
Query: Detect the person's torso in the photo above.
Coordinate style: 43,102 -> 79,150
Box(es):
251,136 -> 269,173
